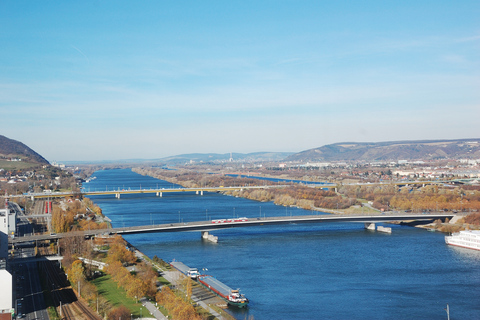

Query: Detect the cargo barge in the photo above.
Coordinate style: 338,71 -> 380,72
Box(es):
170,260 -> 200,279
198,275 -> 249,308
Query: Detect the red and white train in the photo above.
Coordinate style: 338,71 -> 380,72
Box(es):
211,217 -> 249,224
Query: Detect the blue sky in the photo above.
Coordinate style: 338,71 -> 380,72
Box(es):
1,1 -> 479,162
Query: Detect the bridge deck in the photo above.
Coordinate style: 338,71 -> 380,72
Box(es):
9,213 -> 454,244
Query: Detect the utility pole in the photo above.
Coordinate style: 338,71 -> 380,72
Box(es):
444,304 -> 450,320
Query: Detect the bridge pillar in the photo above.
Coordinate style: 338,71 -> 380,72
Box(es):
196,191 -> 199,195
156,192 -> 163,197
115,193 -> 121,199
200,190 -> 203,196
364,222 -> 376,230
202,231 -> 218,243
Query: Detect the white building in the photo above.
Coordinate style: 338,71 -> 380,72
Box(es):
0,209 -> 8,260
0,268 -> 12,312
7,211 -> 15,238
0,209 -> 12,314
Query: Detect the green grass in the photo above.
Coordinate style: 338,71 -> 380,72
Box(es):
158,276 -> 170,286
47,306 -> 60,320
0,159 -> 39,170
92,274 -> 144,317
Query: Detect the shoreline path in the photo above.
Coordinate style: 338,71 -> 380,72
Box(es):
133,248 -> 225,320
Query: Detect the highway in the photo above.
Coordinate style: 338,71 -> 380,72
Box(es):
14,262 -> 49,320
9,212 -> 455,244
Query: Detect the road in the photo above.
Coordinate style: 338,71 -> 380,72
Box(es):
14,262 -> 49,320
10,202 -> 50,319
9,212 -> 456,244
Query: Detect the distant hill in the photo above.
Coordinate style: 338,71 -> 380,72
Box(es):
286,139 -> 480,162
62,152 -> 295,165
159,152 -> 294,164
0,135 -> 49,165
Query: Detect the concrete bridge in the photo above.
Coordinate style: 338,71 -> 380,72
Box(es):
12,185 -> 293,200
9,213 -> 454,244
7,179 -> 469,201
8,255 -> 63,264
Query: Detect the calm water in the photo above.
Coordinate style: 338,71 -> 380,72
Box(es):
86,169 -> 480,319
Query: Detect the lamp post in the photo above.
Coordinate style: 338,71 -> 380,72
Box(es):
444,304 -> 450,320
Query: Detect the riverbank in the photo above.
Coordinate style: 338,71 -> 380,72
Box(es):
414,213 -> 480,233
85,223 -> 232,320
81,168 -> 480,319
124,239 -> 234,320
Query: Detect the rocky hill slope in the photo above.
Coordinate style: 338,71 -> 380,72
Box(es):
286,139 -> 480,162
0,135 -> 49,164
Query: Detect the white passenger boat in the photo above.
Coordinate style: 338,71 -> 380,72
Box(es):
445,230 -> 480,251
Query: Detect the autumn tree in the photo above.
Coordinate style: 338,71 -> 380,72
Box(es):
156,286 -> 202,320
105,236 -> 136,265
60,232 -> 87,269
107,305 -> 131,320
136,261 -> 158,297
67,259 -> 85,288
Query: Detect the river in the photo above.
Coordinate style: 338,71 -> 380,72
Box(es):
85,169 -> 480,319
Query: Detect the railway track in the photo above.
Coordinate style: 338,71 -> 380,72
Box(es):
40,260 -> 101,320
61,302 -> 74,320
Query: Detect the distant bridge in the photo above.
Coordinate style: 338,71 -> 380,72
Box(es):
9,213 -> 454,244
7,179 -> 472,201
11,185 -> 296,200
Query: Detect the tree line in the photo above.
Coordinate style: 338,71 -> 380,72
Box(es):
339,184 -> 480,213
52,197 -> 108,233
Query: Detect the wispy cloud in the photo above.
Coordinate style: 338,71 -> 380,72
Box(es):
455,34 -> 480,43
70,45 -> 90,63
440,54 -> 469,65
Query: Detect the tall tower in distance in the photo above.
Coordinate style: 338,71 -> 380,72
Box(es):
229,152 -> 233,162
